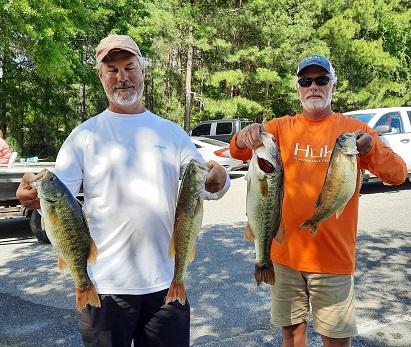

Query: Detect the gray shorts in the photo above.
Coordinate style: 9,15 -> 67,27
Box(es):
270,263 -> 358,338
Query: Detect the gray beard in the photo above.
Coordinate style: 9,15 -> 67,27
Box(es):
105,82 -> 144,107
300,91 -> 332,112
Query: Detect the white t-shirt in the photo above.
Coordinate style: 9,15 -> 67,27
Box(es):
54,109 -> 229,295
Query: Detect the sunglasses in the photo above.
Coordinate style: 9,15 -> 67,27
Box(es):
297,76 -> 331,88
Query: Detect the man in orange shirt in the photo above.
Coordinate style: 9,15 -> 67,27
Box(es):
230,54 -> 407,347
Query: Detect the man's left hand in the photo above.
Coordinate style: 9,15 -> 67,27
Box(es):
205,160 -> 227,193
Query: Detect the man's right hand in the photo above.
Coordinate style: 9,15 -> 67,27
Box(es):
16,173 -> 41,210
235,123 -> 265,150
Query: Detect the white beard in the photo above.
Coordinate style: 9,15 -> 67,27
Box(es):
104,81 -> 144,107
300,90 -> 332,112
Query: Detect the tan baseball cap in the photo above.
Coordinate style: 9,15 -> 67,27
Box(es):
96,35 -> 142,63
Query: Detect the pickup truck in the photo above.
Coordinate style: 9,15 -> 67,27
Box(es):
189,118 -> 253,143
344,107 -> 411,182
0,162 -> 55,242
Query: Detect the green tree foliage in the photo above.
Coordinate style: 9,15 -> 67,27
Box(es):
0,0 -> 410,159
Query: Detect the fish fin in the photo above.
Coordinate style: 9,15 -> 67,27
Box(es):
274,219 -> 285,244
194,199 -> 202,215
48,208 -> 59,226
168,232 -> 176,258
254,262 -> 275,286
335,205 -> 347,219
40,215 -> 45,230
298,220 -> 319,236
81,209 -> 89,229
189,244 -> 196,262
259,178 -> 268,197
87,237 -> 98,265
58,256 -> 68,271
165,280 -> 186,305
244,223 -> 255,241
76,284 -> 101,312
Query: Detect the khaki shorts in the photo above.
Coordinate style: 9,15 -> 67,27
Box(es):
270,263 -> 358,338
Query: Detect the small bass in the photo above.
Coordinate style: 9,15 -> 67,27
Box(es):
299,132 -> 358,235
166,159 -> 208,305
31,169 -> 100,312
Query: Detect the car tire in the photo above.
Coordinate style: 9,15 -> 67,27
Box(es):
28,210 -> 51,244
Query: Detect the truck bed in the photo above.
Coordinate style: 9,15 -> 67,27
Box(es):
0,162 -> 55,208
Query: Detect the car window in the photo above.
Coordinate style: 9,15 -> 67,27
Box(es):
216,122 -> 233,135
191,123 -> 211,136
241,120 -> 252,129
375,112 -> 403,134
351,113 -> 375,123
407,111 -> 411,126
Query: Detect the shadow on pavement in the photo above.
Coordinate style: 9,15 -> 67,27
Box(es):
0,219 -> 409,346
188,222 -> 411,346
0,231 -> 81,346
360,179 -> 411,195
0,293 -> 81,346
187,221 -> 283,346
353,228 -> 411,347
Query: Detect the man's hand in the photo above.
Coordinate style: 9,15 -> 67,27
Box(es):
354,130 -> 373,156
16,172 -> 41,210
204,160 -> 227,193
236,123 -> 265,150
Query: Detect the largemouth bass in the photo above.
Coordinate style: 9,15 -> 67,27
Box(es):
245,132 -> 284,286
31,169 -> 100,312
298,132 -> 358,236
166,159 -> 208,305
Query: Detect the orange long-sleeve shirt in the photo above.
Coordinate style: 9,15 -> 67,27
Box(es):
230,113 -> 407,274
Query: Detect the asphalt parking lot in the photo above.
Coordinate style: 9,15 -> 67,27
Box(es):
0,170 -> 410,346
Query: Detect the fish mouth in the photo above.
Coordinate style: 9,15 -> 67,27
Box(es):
37,191 -> 58,203
44,197 -> 57,203
257,157 -> 275,173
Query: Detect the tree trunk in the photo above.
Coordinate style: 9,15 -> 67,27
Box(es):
184,26 -> 194,133
80,84 -> 86,122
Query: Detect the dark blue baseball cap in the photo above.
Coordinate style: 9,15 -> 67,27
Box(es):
297,54 -> 335,76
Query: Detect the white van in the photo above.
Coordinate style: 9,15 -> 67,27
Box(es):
344,107 -> 411,182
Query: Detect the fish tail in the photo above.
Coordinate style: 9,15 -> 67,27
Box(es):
165,280 -> 186,305
298,220 -> 319,236
76,284 -> 101,312
254,262 -> 275,286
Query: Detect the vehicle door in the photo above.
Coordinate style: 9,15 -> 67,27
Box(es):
190,123 -> 212,137
374,111 -> 411,171
214,121 -> 234,143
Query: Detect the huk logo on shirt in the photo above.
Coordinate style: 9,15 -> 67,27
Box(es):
294,142 -> 332,163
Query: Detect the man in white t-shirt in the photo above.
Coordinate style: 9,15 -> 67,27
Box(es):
16,34 -> 230,347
